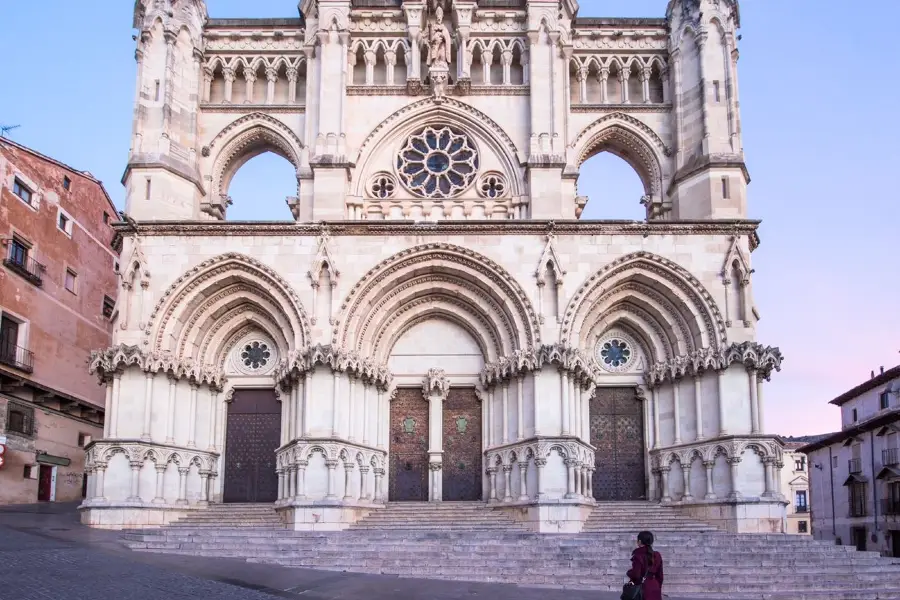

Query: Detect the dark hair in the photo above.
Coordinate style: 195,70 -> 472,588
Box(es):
637,531 -> 655,567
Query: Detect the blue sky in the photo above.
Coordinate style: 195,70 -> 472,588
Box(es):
1,1 -> 898,435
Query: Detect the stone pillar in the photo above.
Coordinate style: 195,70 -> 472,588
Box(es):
661,67 -> 670,104
127,460 -> 142,502
564,458 -> 577,499
199,471 -> 210,504
430,463 -> 443,502
576,66 -> 588,103
762,458 -> 775,498
696,31 -> 710,143
659,467 -> 671,503
343,462 -> 354,501
560,370 -> 570,435
586,467 -> 594,500
302,372 -> 311,436
486,388 -> 494,446
176,467 -> 189,505
757,376 -> 766,434
517,461 -> 529,501
296,460 -> 308,500
598,67 -> 609,104
502,464 -> 513,502
103,384 -> 113,438
243,66 -> 256,103
222,67 -> 234,103
348,376 -> 358,442
618,69 -> 629,103
283,385 -> 293,443
277,468 -> 285,501
569,377 -> 577,437
534,458 -> 546,501
423,369 -> 450,502
325,459 -> 338,500
362,384 -> 370,445
286,67 -> 298,104
359,466 -> 370,501
331,372 -> 340,437
187,382 -> 198,448
703,460 -> 717,500
110,373 -> 122,438
651,386 -> 660,449
165,374 -> 177,444
694,375 -> 704,441
717,369 -> 728,436
208,390 -> 218,451
681,463 -> 694,502
673,380 -> 682,444
141,371 -> 154,441
487,467 -> 498,502
748,369 -> 760,434
727,457 -> 742,500
375,388 -> 384,449
501,383 -> 509,443
373,468 -> 384,503
94,464 -> 107,502
202,65 -> 213,103
266,67 -> 277,104
516,376 -> 525,440
153,464 -> 165,503
286,465 -> 296,500
641,66 -> 652,103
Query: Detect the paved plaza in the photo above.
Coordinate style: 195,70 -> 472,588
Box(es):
0,503 -> 702,600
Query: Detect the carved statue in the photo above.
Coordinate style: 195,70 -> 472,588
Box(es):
424,19 -> 452,67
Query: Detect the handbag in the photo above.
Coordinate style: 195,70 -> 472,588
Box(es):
620,553 -> 648,600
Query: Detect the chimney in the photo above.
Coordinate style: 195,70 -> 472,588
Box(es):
871,370 -> 875,379
880,366 -> 885,375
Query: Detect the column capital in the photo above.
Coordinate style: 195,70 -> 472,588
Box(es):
422,367 -> 451,400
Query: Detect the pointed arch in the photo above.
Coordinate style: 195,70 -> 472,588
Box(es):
333,243 -> 540,362
351,97 -> 526,199
562,252 -> 726,357
147,253 -> 310,363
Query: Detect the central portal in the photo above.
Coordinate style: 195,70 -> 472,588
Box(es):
389,388 -> 429,501
442,387 -> 483,501
590,387 -> 647,501
223,388 -> 281,503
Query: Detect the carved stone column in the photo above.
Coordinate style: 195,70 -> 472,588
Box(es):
641,66 -> 652,103
141,371 -> 154,441
199,470 -> 210,504
343,462 -> 354,501
618,69 -> 629,104
762,458 -> 775,498
187,382 -> 198,448
517,460 -> 529,501
703,460 -> 717,500
373,467 -> 385,503
359,465 -> 370,501
429,462 -> 443,502
681,462 -> 694,502
277,468 -> 285,501
127,460 -> 142,502
243,66 -> 257,103
222,67 -> 235,103
598,67 -> 609,104
176,467 -> 189,505
296,460 -> 308,500
502,464 -> 513,502
265,67 -> 277,104
487,466 -> 498,502
564,458 -> 577,499
325,459 -> 338,500
153,464 -> 165,503
748,368 -> 760,434
534,458 -> 546,501
423,368 -> 450,502
727,457 -> 742,500
694,375 -> 704,442
659,466 -> 671,503
576,66 -> 588,103
165,374 -> 177,444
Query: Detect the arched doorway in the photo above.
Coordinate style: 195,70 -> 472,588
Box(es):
223,388 -> 281,503
590,387 -> 647,501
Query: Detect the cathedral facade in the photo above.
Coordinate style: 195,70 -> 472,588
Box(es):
82,0 -> 787,533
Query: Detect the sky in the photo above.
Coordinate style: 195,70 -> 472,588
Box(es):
1,1 -> 898,436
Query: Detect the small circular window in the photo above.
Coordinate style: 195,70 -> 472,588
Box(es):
241,341 -> 271,370
595,333 -> 637,373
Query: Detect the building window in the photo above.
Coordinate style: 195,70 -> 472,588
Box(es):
721,176 -> 729,199
8,236 -> 29,267
65,268 -> 78,294
57,211 -> 73,236
154,80 -> 161,101
713,80 -> 721,102
795,490 -> 808,512
12,178 -> 33,205
832,456 -> 838,468
77,433 -> 91,447
849,483 -> 867,517
102,295 -> 115,318
795,456 -> 806,472
103,211 -> 110,224
852,408 -> 858,422
3,236 -> 43,287
798,521 -> 808,534
880,391 -> 891,410
63,176 -> 71,191
145,178 -> 151,200
6,404 -> 34,436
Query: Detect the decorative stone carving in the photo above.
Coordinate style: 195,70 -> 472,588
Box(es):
421,368 -> 451,400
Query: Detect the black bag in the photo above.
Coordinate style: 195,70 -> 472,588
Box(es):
620,553 -> 648,600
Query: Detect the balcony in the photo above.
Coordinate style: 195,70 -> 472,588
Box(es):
3,251 -> 44,286
882,498 -> 900,516
0,340 -> 34,373
849,458 -> 863,474
848,504 -> 867,518
794,506 -> 810,513
884,448 -> 899,467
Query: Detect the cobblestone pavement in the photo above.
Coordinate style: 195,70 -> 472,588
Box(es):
0,503 -> 695,600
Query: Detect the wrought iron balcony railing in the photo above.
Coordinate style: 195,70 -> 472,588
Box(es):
794,505 -> 809,513
848,458 -> 863,474
883,447 -> 899,467
3,249 -> 44,286
0,339 -> 34,373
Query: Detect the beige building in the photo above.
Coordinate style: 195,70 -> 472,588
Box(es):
779,440 -> 812,535
81,0 -> 790,533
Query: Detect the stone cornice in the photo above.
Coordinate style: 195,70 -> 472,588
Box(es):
88,344 -> 226,390
645,341 -> 784,387
275,344 -> 393,390
571,103 -> 672,113
481,344 -> 596,389
112,219 -> 761,238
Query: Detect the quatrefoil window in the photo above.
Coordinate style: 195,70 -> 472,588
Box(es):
396,126 -> 479,198
368,172 -> 396,199
241,341 -> 271,370
477,172 -> 507,198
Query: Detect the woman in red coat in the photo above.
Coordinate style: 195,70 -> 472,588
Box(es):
625,531 -> 664,600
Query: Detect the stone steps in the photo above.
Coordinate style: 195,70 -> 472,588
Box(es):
122,501 -> 900,599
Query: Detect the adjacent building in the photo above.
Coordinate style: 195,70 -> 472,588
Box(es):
0,137 -> 119,504
778,437 -> 816,535
800,366 -> 900,556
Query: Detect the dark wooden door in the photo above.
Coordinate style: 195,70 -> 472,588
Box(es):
38,465 -> 53,501
0,316 -> 18,361
223,389 -> 281,503
442,387 -> 482,501
590,387 -> 646,501
389,388 -> 429,501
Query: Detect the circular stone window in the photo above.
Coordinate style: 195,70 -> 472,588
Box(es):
241,341 -> 271,370
396,126 -> 479,198
595,334 -> 637,373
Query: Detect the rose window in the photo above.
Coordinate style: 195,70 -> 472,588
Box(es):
241,341 -> 271,370
396,126 -> 479,198
599,339 -> 631,368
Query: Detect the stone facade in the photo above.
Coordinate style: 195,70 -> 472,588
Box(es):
801,366 -> 900,556
0,138 -> 118,504
80,0 -> 788,533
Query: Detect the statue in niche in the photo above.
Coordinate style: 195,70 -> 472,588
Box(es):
423,0 -> 452,100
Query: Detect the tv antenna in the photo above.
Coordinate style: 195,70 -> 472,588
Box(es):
0,124 -> 20,138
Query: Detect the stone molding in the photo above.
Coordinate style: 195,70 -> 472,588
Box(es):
480,344 -> 595,389
89,344 -> 226,390
113,219 -> 762,238
275,438 -> 386,471
485,437 -> 594,467
84,439 -> 219,474
645,341 -> 784,386
650,435 -> 784,470
274,344 -> 393,391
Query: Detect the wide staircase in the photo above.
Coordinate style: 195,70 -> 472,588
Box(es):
122,502 -> 900,600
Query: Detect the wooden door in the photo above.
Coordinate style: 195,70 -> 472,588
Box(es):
389,388 -> 429,501
223,389 -> 281,503
442,388 -> 482,501
38,465 -> 53,502
590,387 -> 647,501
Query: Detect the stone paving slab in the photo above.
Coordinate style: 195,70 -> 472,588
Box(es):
0,503 -> 702,600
